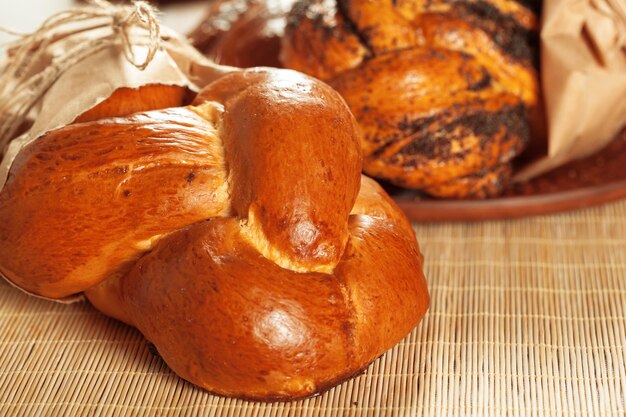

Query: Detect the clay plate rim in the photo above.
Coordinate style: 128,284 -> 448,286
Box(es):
391,178 -> 626,222
389,130 -> 626,222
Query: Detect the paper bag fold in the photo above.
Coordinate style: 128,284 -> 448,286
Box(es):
517,0 -> 626,180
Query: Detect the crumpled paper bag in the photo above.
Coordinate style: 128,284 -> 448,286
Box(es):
517,0 -> 626,180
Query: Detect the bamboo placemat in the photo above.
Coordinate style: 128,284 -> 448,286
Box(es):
1,200 -> 625,416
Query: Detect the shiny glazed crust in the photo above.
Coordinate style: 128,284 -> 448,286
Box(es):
0,70 -> 429,400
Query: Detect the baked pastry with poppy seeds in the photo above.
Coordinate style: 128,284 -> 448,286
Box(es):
192,0 -> 542,198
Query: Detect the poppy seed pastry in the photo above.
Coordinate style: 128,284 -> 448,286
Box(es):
191,0 -> 542,198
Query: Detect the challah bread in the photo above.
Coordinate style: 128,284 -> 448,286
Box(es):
191,0 -> 541,198
0,90 -> 226,298
0,68 -> 429,400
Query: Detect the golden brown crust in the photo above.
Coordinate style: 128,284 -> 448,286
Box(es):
0,107 -> 228,298
280,1 -> 368,80
194,69 -> 362,271
350,176 -> 414,233
281,0 -> 539,198
328,48 -> 528,191
421,163 -> 513,198
413,12 -> 538,106
340,0 -> 418,53
85,271 -> 133,325
123,211 -> 427,400
395,0 -> 539,37
75,84 -> 189,123
0,68 -> 428,400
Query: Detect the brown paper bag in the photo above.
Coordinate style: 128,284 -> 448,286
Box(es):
517,0 -> 626,180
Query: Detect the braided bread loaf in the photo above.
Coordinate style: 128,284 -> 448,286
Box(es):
0,68 -> 429,400
191,0 -> 542,198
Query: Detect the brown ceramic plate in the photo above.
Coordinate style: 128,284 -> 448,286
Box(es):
389,130 -> 626,222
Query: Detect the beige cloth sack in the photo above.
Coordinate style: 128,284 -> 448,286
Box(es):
0,0 -> 231,192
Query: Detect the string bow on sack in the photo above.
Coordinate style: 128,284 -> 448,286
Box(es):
0,0 -> 230,192
0,0 -> 162,159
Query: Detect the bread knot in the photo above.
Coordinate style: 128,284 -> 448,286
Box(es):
0,68 -> 429,400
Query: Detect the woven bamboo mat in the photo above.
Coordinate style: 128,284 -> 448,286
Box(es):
1,200 -> 625,417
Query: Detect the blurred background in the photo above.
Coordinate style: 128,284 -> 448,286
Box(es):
0,0 -> 206,45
